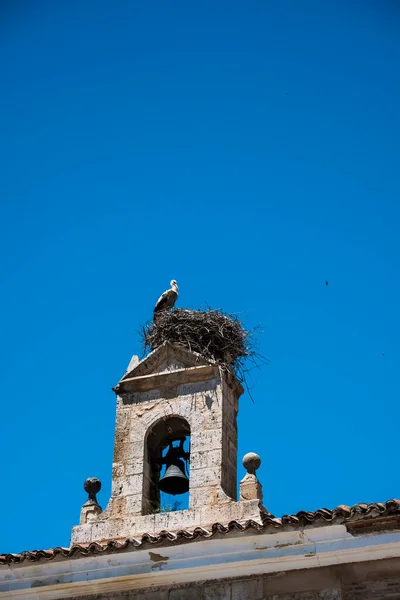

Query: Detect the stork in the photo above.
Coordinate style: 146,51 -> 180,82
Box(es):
154,280 -> 179,315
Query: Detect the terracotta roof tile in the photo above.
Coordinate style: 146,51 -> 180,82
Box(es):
1,499 -> 399,566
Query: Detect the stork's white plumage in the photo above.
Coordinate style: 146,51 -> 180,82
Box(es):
154,280 -> 179,315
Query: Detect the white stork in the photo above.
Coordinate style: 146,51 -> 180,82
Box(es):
154,280 -> 179,315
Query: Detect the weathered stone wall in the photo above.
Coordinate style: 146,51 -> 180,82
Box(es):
109,369 -> 237,523
69,558 -> 400,600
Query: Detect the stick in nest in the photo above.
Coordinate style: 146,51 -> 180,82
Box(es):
141,308 -> 268,398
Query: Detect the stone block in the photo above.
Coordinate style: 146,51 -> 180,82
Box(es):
342,578 -> 400,599
222,422 -> 237,445
200,498 -> 263,525
125,458 -> 145,476
112,462 -> 125,478
189,486 -> 213,509
232,577 -> 264,600
91,520 -> 113,541
114,407 -> 131,431
112,475 -> 143,497
240,473 -> 263,501
238,498 -> 263,519
79,503 -> 102,525
222,400 -> 236,422
134,513 -> 156,534
142,458 -> 152,479
200,504 -> 236,525
125,493 -> 143,515
110,495 -> 127,519
178,399 -> 198,419
142,472 -> 152,495
190,449 -> 222,470
221,478 -> 237,502
96,516 -> 137,540
153,508 -> 199,532
131,591 -> 169,600
202,414 -> 223,431
113,441 -> 131,464
128,440 -> 146,459
191,430 -> 223,452
202,398 -> 223,419
138,403 -> 166,428
222,455 -> 237,478
202,582 -> 231,600
190,466 -> 221,487
71,524 -> 93,544
127,418 -> 147,441
141,496 -> 153,516
169,587 -> 202,600
228,438 -> 238,463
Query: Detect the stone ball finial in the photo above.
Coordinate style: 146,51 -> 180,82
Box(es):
84,477 -> 101,505
242,452 -> 261,475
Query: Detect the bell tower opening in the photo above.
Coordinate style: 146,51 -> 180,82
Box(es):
143,416 -> 191,515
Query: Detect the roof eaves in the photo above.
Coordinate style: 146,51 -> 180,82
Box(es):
1,499 -> 399,566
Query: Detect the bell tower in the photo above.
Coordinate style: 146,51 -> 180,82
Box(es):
72,341 -> 266,544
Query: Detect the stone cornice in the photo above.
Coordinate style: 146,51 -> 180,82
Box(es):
114,364 -> 218,394
120,342 -> 210,381
1,527 -> 400,599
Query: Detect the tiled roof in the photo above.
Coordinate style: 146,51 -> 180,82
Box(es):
1,499 -> 400,566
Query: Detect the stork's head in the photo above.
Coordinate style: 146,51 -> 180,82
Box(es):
170,279 -> 178,291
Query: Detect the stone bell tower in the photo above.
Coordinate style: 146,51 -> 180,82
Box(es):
72,341 -> 265,544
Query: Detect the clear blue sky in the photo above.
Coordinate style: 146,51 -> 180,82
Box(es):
1,0 -> 399,554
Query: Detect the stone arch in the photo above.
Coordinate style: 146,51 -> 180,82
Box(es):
142,415 -> 191,515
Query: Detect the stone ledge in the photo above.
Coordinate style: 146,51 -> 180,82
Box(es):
115,365 -> 218,393
71,500 -> 265,544
9,528 -> 400,599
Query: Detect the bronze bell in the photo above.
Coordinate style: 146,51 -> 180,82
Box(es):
158,439 -> 190,496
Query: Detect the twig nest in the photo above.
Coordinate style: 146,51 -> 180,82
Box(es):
143,308 -> 252,375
